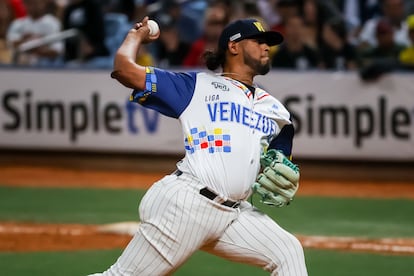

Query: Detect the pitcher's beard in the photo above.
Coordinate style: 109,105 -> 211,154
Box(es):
244,52 -> 270,75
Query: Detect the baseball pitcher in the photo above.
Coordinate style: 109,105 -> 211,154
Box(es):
88,16 -> 308,276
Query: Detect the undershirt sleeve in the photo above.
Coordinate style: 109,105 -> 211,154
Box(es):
268,124 -> 294,159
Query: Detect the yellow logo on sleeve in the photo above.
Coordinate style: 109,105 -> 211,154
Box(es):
253,21 -> 265,32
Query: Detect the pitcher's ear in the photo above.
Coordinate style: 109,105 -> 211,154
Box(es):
228,41 -> 239,55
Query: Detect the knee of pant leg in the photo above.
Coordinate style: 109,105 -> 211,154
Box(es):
282,233 -> 306,264
265,233 -> 306,275
288,233 -> 305,256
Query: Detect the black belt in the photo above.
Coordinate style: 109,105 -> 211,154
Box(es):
174,170 -> 240,208
200,187 -> 240,208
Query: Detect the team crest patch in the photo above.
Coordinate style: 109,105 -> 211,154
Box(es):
184,127 -> 231,154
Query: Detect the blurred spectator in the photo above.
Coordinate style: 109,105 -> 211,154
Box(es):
319,17 -> 358,70
359,17 -> 409,81
6,0 -> 63,65
239,0 -> 266,21
45,0 -> 58,17
301,0 -> 319,49
0,0 -> 14,63
180,0 -> 209,39
271,15 -> 321,70
136,46 -> 155,66
360,18 -> 405,67
399,14 -> 414,69
271,0 -> 301,35
62,0 -> 109,63
208,0 -> 243,22
337,0 -> 381,36
102,2 -> 155,67
8,0 -> 26,18
407,1 -> 414,15
101,12 -> 130,56
153,14 -> 190,67
51,0 -> 69,20
136,0 -> 163,21
257,0 -> 281,29
182,4 -> 228,67
156,0 -> 205,44
358,0 -> 410,49
300,0 -> 340,50
102,0 -> 136,22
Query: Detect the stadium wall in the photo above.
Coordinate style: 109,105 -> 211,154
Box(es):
0,68 -> 413,161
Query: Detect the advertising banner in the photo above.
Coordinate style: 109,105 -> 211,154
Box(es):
1,68 -> 413,160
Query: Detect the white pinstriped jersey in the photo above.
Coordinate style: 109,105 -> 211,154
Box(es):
131,68 -> 292,200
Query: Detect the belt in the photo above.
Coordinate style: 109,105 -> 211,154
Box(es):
174,170 -> 240,208
199,187 -> 240,208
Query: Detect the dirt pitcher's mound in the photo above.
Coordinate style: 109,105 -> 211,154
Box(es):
0,222 -> 132,252
1,222 -> 414,255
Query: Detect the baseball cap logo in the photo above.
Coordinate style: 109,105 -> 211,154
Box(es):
253,21 -> 265,32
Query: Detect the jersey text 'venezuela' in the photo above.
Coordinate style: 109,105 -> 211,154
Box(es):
131,67 -> 293,201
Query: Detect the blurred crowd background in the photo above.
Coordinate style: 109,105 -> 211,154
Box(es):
0,0 -> 414,78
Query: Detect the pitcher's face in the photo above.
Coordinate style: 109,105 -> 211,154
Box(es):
241,37 -> 271,75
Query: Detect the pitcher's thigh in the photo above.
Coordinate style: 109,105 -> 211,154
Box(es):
204,206 -> 308,276
95,227 -> 179,276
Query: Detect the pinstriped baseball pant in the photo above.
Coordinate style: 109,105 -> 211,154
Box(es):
91,172 -> 308,276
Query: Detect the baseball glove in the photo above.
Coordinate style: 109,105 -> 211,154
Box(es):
252,150 -> 300,207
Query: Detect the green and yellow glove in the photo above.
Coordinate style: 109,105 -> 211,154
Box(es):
252,150 -> 300,207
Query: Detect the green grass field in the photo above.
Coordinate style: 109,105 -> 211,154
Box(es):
1,248 -> 414,276
0,186 -> 413,275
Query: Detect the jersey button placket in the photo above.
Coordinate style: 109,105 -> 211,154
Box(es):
250,96 -> 256,134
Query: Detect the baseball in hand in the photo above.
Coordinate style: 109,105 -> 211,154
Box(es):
147,20 -> 160,36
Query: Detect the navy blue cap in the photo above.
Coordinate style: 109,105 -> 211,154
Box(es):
218,19 -> 284,50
